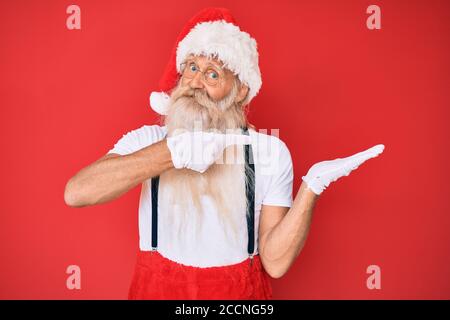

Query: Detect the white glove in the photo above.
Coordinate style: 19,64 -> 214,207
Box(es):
302,144 -> 385,195
166,131 -> 252,173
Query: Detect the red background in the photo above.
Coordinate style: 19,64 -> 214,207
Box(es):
1,0 -> 449,299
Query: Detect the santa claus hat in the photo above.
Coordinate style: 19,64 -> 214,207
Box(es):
149,7 -> 262,115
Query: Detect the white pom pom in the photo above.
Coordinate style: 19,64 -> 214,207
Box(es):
149,91 -> 170,115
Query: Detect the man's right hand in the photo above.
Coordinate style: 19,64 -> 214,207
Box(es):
166,131 -> 252,173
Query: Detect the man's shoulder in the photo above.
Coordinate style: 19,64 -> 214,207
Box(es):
248,129 -> 292,175
128,124 -> 167,141
115,124 -> 167,148
134,124 -> 167,135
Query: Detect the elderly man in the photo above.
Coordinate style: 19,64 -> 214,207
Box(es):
64,7 -> 384,300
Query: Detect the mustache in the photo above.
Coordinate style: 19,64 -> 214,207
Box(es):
170,84 -> 215,106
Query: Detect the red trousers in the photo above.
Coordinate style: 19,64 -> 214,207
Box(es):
128,250 -> 273,300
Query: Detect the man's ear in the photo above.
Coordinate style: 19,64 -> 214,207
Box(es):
235,84 -> 249,104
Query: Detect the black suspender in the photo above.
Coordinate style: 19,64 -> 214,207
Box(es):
243,127 -> 255,258
150,127 -> 256,258
150,177 -> 160,251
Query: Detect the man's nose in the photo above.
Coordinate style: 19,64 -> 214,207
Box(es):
188,72 -> 205,89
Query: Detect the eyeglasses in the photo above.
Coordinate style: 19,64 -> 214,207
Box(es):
180,60 -> 227,87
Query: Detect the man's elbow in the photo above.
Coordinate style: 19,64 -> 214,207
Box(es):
261,259 -> 288,279
266,268 -> 287,279
64,179 -> 88,208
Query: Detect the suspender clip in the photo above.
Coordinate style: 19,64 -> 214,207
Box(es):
249,253 -> 255,266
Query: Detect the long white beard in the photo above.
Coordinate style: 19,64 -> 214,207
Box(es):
159,80 -> 248,243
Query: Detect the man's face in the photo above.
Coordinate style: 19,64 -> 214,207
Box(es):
180,54 -> 248,103
165,54 -> 249,132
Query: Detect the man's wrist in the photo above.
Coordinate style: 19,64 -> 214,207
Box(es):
138,139 -> 175,173
157,139 -> 175,170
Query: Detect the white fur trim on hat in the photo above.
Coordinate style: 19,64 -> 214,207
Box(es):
149,91 -> 170,115
176,20 -> 262,104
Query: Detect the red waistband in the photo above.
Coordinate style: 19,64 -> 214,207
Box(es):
135,250 -> 265,275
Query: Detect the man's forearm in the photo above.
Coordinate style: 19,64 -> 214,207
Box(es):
261,182 -> 319,277
64,139 -> 173,207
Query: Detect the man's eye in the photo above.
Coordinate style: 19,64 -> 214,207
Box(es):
189,64 -> 197,72
208,71 -> 218,79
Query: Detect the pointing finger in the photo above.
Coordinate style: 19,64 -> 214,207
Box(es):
224,134 -> 252,147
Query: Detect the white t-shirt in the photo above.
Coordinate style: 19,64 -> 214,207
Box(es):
108,125 -> 294,268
